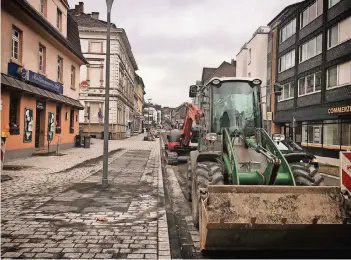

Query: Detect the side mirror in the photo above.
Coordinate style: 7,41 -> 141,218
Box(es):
274,83 -> 283,96
189,85 -> 198,98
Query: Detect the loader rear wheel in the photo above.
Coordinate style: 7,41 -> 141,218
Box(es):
192,162 -> 224,229
290,162 -> 324,186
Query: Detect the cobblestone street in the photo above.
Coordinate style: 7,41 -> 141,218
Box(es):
1,136 -> 170,259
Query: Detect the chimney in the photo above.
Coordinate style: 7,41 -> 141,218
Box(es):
91,12 -> 99,20
231,59 -> 236,66
78,1 -> 84,13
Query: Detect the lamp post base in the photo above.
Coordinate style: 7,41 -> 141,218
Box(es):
102,179 -> 108,188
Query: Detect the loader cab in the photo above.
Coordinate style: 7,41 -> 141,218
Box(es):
207,77 -> 263,136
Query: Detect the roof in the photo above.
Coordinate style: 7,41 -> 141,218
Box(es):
267,1 -> 304,27
69,10 -> 138,70
205,76 -> 261,87
1,73 -> 84,110
2,0 -> 87,65
135,73 -> 146,94
204,61 -> 236,85
201,68 -> 216,84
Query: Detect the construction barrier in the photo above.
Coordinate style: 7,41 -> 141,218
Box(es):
340,151 -> 351,195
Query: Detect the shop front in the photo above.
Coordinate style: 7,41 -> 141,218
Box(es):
1,68 -> 83,160
274,101 -> 351,158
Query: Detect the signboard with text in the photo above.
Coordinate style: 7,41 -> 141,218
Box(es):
26,70 -> 63,94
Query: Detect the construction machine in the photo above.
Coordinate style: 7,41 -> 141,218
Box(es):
187,77 -> 351,251
165,104 -> 203,165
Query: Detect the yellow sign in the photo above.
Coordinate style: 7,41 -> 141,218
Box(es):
328,106 -> 351,114
266,112 -> 273,121
2,125 -> 10,138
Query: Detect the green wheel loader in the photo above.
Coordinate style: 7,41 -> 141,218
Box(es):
187,77 -> 351,251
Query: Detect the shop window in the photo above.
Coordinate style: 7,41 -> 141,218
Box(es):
9,95 -> 20,134
323,120 -> 340,147
56,106 -> 62,134
69,109 -> 74,133
308,124 -> 322,144
12,26 -> 22,62
341,121 -> 351,148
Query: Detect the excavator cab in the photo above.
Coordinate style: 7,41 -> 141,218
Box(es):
187,77 -> 351,252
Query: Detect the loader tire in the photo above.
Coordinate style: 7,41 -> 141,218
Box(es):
192,162 -> 224,230
290,162 -> 324,186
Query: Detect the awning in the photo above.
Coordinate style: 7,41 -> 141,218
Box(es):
1,73 -> 84,110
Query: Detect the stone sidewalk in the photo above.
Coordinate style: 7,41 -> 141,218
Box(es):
1,136 -> 171,259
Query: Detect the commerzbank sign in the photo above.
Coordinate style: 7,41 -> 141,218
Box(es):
26,70 -> 63,94
327,106 -> 351,114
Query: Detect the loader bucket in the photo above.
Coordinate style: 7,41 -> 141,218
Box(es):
200,185 -> 351,251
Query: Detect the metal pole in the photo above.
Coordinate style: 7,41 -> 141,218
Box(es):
102,0 -> 114,188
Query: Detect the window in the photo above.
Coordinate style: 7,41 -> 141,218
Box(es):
298,71 -> 322,96
327,61 -> 351,89
324,120 -> 340,146
299,34 -> 322,62
329,0 -> 340,8
341,121 -> 351,147
69,109 -> 74,133
327,65 -> 338,89
308,125 -> 322,144
12,27 -> 21,61
57,56 -> 63,81
279,50 -> 295,72
300,0 -> 323,28
38,44 -> 46,73
57,8 -> 62,31
328,24 -> 339,48
248,48 -> 251,64
278,82 -> 294,101
40,0 -> 46,14
56,106 -> 62,133
70,65 -> 75,89
280,18 -> 297,43
328,17 -> 351,49
9,95 -> 20,131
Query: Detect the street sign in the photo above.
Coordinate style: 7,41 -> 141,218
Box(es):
80,81 -> 89,91
266,112 -> 273,121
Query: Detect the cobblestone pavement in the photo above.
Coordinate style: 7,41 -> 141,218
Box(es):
1,136 -> 171,259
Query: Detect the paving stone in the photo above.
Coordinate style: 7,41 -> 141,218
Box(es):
127,253 -> 144,259
63,252 -> 83,258
145,253 -> 158,259
35,253 -> 55,258
95,253 -> 113,258
81,253 -> 96,258
2,252 -> 22,258
45,247 -> 64,253
119,248 -> 132,253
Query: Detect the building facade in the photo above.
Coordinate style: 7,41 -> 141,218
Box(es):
1,0 -> 86,160
70,2 -> 138,139
272,0 -> 351,158
236,26 -> 271,132
134,73 -> 145,133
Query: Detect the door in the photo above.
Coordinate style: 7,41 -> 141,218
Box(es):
35,109 -> 41,148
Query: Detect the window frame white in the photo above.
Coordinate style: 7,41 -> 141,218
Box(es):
57,56 -> 63,81
299,34 -> 322,63
11,27 -> 20,61
57,8 -> 62,31
326,65 -> 338,90
328,0 -> 341,8
40,0 -> 45,14
278,49 -> 296,73
300,0 -> 323,29
280,18 -> 297,43
38,44 -> 45,73
277,82 -> 294,102
298,71 -> 322,97
70,65 -> 76,89
327,23 -> 339,49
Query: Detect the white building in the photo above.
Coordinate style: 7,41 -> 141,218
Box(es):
236,26 -> 270,129
70,2 -> 138,139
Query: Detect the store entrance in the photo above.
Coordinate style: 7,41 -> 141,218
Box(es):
35,101 -> 45,148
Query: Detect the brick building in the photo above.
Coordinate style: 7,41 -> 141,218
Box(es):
269,0 -> 351,158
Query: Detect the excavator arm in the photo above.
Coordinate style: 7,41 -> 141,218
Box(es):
180,103 -> 203,147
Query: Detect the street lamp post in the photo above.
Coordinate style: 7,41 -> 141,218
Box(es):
102,0 -> 114,189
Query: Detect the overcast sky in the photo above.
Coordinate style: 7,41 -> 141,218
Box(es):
68,0 -> 300,107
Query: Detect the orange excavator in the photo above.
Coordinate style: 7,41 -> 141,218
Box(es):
165,103 -> 203,165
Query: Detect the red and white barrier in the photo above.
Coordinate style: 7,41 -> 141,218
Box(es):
340,151 -> 351,195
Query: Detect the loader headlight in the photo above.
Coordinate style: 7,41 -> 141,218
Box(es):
205,133 -> 217,141
312,158 -> 318,163
212,79 -> 220,85
253,79 -> 262,85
